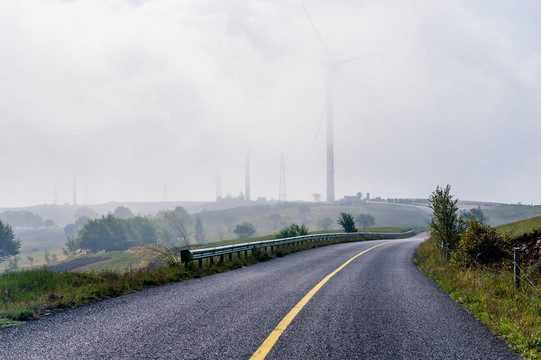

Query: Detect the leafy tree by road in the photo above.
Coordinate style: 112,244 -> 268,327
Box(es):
355,214 -> 375,231
233,222 -> 256,239
428,184 -> 464,250
0,220 -> 21,263
338,212 -> 357,233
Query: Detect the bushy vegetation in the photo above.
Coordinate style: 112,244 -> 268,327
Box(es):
78,214 -> 158,253
337,212 -> 357,233
451,218 -> 512,268
275,223 -> 309,239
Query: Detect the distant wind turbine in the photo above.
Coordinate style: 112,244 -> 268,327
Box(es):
302,2 -> 383,202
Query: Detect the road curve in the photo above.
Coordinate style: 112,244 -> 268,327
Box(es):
0,234 -> 519,359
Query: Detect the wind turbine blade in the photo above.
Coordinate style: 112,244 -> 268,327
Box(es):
315,104 -> 326,140
301,2 -> 333,62
338,51 -> 389,66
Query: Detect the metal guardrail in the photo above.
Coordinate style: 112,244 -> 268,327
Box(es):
180,229 -> 415,266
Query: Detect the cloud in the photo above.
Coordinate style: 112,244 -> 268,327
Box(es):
0,0 -> 540,206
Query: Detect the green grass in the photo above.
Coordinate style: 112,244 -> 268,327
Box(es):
71,248 -> 159,273
496,215 -> 541,239
0,229 -> 415,327
415,237 -> 541,359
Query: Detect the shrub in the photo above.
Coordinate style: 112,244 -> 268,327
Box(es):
451,218 -> 512,267
338,212 -> 357,233
275,223 -> 309,239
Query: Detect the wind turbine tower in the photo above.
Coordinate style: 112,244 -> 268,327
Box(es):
302,3 -> 379,202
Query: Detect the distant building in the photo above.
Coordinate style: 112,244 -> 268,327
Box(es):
256,197 -> 267,202
343,195 -> 362,204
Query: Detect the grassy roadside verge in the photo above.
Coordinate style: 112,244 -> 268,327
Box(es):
414,237 -> 541,360
1,230 -> 416,328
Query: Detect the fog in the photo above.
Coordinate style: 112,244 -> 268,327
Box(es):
1,0 -> 540,207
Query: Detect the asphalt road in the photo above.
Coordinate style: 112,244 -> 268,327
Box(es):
0,234 -> 519,359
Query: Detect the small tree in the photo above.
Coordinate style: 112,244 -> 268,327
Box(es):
428,184 -> 464,250
63,237 -> 81,257
194,215 -> 205,244
462,207 -> 489,223
317,217 -> 333,231
338,212 -> 357,233
355,214 -> 375,231
233,222 -> 256,239
0,220 -> 21,263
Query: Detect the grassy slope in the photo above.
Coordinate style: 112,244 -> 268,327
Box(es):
484,204 -> 541,227
496,215 -> 541,238
415,216 -> 541,359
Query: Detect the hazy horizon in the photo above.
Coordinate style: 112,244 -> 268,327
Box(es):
2,0 -> 541,208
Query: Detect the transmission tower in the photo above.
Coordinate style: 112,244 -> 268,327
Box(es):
279,153 -> 287,203
215,174 -> 222,201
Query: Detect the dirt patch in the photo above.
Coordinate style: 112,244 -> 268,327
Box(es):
46,256 -> 112,273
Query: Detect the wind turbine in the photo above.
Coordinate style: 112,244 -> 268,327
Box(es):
302,3 -> 381,202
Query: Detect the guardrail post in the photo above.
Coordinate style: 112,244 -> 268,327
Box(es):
237,251 -> 241,259
244,250 -> 248,257
198,258 -> 202,268
514,248 -> 521,290
209,256 -> 214,266
229,253 -> 232,261
220,254 -> 224,263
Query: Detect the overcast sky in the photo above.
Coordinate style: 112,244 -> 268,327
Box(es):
1,0 -> 540,207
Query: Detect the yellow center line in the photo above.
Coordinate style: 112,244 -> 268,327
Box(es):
250,242 -> 391,360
